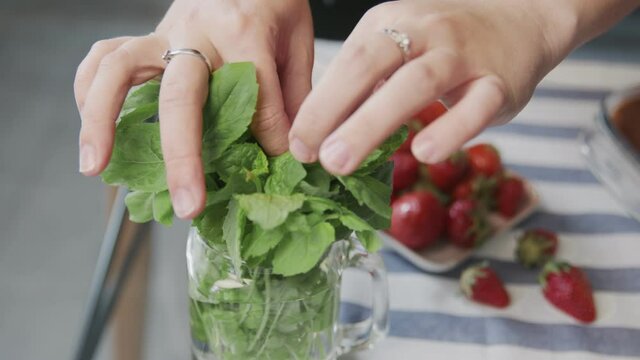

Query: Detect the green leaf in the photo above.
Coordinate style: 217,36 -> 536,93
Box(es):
357,126 -> 407,173
119,102 -> 158,127
223,199 -> 246,276
272,222 -> 335,276
296,164 -> 335,197
265,152 -> 306,195
194,203 -> 228,247
235,193 -> 305,230
213,143 -> 269,183
202,63 -> 259,164
356,230 -> 382,253
339,209 -> 375,232
242,226 -> 285,259
124,191 -> 154,223
152,190 -> 173,226
120,80 -> 160,117
101,122 -> 167,192
338,174 -> 392,219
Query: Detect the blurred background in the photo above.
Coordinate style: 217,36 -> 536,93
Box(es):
0,1 -> 639,360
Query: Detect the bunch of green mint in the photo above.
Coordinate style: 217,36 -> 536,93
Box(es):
101,62 -> 405,277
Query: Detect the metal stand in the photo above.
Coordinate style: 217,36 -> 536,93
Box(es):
73,187 -> 151,360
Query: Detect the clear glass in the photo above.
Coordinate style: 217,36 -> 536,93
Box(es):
579,85 -> 640,223
186,228 -> 389,360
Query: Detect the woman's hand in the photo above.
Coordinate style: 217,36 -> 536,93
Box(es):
75,0 -> 313,218
288,0 -> 590,175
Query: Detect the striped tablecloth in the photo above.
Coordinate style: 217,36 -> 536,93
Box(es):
311,40 -> 640,360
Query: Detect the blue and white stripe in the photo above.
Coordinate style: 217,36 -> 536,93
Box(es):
311,40 -> 640,360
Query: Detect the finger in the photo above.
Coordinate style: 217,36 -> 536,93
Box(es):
289,29 -> 406,163
219,34 -> 292,156
250,59 -> 292,156
318,49 -> 468,175
412,75 -> 507,163
159,39 -> 217,219
74,37 -> 131,111
278,21 -> 314,121
79,35 -> 167,176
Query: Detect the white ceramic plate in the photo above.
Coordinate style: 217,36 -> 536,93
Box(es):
381,175 -> 540,273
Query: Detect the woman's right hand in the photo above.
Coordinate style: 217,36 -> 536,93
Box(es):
75,0 -> 313,219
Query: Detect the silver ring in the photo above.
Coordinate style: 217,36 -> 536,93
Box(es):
382,28 -> 411,62
162,48 -> 213,73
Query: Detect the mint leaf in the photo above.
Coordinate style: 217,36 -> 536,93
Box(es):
296,164 -> 335,197
242,225 -> 285,259
153,190 -> 173,226
101,122 -> 166,192
119,102 -> 158,127
356,230 -> 382,253
120,80 -> 160,117
357,126 -> 407,173
272,222 -> 335,276
213,143 -> 269,183
124,191 -> 154,223
235,193 -> 304,230
194,203 -> 228,247
265,152 -> 306,195
338,174 -> 392,219
223,199 -> 246,276
202,63 -> 259,165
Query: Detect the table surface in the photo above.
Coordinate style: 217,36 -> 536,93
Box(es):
310,40 -> 640,360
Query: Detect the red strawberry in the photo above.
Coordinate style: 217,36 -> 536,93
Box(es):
425,150 -> 469,192
391,152 -> 419,192
466,143 -> 503,177
446,199 -> 492,248
516,229 -> 558,268
497,176 -> 526,218
460,262 -> 510,308
540,261 -> 596,323
389,191 -> 446,250
415,101 -> 448,127
452,175 -> 498,210
397,131 -> 416,153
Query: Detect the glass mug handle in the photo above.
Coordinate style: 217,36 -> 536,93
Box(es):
337,246 -> 390,355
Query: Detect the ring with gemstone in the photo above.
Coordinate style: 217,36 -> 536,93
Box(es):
382,28 -> 411,62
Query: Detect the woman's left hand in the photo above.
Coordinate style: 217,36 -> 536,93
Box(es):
288,0 -> 576,175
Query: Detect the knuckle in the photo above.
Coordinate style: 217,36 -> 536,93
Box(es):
414,61 -> 439,88
363,2 -> 395,21
252,104 -> 287,134
98,49 -> 130,71
164,152 -> 201,167
89,39 -> 113,54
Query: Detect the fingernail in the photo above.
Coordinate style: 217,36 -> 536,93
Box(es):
290,137 -> 315,162
79,144 -> 96,174
320,137 -> 351,173
173,187 -> 195,218
413,140 -> 437,163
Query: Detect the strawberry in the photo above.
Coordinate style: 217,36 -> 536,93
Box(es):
415,101 -> 448,127
516,229 -> 558,268
389,191 -> 446,250
391,152 -> 419,192
446,199 -> 492,248
460,262 -> 510,308
397,131 -> 416,153
466,143 -> 503,177
452,175 -> 498,210
425,150 -> 469,192
497,176 -> 525,218
539,261 -> 596,323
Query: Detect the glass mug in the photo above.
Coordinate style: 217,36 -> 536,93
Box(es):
186,227 -> 389,360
